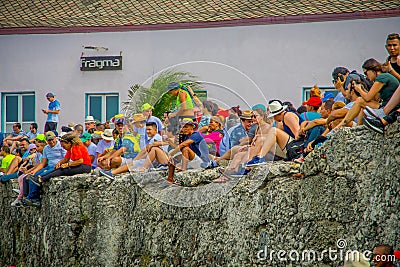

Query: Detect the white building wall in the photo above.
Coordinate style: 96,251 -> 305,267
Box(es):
0,17 -> 399,131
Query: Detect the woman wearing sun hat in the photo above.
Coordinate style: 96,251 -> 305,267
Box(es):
268,100 -> 302,139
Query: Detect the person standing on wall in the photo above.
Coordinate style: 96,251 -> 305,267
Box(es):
42,92 -> 60,133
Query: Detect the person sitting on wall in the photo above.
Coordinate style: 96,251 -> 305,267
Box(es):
331,66 -> 350,103
141,103 -> 164,135
165,118 -> 209,186
98,122 -> 167,178
0,146 -> 15,175
131,113 -> 147,151
218,110 -> 256,158
84,115 -> 96,134
97,116 -> 140,171
198,116 -> 225,157
95,129 -> 115,163
0,138 -> 30,183
26,123 -> 39,143
337,58 -> 399,130
25,133 -> 91,207
383,33 -> 400,82
268,100 -> 302,139
2,122 -> 26,151
80,132 -> 97,168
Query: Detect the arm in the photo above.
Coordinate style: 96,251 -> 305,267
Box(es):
353,81 -> 384,102
186,85 -> 203,108
168,139 -> 194,157
28,158 -> 48,175
304,118 -> 327,131
326,108 -> 348,124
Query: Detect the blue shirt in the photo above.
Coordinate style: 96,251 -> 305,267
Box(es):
300,112 -> 322,122
47,99 -> 61,122
182,131 -> 209,163
43,141 -> 66,168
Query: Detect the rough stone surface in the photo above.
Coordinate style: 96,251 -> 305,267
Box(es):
1,123 -> 400,266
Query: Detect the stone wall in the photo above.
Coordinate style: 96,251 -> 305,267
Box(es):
1,123 -> 400,266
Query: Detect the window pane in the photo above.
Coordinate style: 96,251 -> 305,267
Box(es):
22,95 -> 35,121
106,95 -> 119,121
89,96 -> 102,122
5,95 -> 18,122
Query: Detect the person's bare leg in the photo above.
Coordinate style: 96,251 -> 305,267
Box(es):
216,145 -> 244,164
142,147 -> 168,169
383,85 -> 400,115
180,147 -> 195,171
340,97 -> 379,127
111,163 -> 130,175
167,163 -> 175,182
228,151 -> 249,172
6,156 -> 21,174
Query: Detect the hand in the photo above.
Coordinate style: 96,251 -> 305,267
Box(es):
42,109 -> 48,114
305,142 -> 313,153
61,163 -> 69,169
145,144 -> 153,152
382,62 -> 390,73
55,162 -> 61,169
352,81 -> 362,93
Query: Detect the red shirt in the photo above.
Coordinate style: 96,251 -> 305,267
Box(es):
65,143 -> 92,166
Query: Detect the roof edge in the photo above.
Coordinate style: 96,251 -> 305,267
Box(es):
1,9 -> 399,35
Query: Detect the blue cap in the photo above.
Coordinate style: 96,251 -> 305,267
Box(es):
322,92 -> 334,102
167,82 -> 180,91
251,104 -> 267,112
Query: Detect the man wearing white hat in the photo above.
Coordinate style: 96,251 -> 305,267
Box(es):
84,115 -> 96,134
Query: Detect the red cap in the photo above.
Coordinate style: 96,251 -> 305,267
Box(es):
217,109 -> 229,118
303,96 -> 322,107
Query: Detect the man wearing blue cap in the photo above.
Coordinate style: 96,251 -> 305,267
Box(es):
42,93 -> 61,133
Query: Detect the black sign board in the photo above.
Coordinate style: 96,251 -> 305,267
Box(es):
80,56 -> 122,71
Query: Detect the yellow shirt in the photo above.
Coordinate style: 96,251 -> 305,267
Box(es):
1,154 -> 16,171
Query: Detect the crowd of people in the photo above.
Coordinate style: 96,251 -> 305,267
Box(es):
0,33 -> 399,208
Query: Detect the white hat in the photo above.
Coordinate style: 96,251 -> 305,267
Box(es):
268,101 -> 288,118
85,115 -> 95,123
101,129 -> 114,141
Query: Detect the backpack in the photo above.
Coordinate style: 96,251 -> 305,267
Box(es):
285,139 -> 306,161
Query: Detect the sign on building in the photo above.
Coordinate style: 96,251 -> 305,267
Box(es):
80,56 -> 122,71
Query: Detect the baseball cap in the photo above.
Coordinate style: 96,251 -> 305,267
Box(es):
45,131 -> 56,141
322,92 -> 334,102
35,134 -> 46,142
46,93 -> 55,98
141,103 -> 154,111
80,132 -> 92,142
252,104 -> 267,112
302,96 -> 322,107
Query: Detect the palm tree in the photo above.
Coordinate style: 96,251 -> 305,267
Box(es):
122,69 -> 202,118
